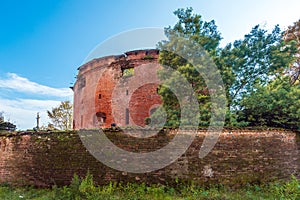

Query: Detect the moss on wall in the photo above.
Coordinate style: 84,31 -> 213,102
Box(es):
0,129 -> 298,188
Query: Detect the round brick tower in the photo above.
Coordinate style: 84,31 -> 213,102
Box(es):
72,49 -> 162,129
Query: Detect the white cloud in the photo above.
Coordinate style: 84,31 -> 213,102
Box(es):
0,73 -> 73,97
0,98 -> 63,130
0,73 -> 73,130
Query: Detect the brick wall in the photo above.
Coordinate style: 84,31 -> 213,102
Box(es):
0,129 -> 299,187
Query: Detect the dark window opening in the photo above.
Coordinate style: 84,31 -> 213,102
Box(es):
96,112 -> 106,124
126,90 -> 128,95
98,94 -> 102,99
125,108 -> 129,125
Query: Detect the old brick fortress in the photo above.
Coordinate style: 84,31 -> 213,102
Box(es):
0,48 -> 299,187
73,49 -> 162,129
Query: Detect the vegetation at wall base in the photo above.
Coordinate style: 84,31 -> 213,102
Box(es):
0,174 -> 299,200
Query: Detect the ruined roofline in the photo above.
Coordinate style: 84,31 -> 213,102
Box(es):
125,49 -> 159,56
77,55 -> 117,71
77,49 -> 159,71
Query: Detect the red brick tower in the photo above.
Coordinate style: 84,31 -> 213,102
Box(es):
73,49 -> 162,129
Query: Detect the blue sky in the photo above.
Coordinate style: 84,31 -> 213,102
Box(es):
0,0 -> 299,130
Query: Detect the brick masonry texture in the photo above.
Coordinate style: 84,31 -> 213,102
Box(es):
73,49 -> 161,129
0,129 -> 299,187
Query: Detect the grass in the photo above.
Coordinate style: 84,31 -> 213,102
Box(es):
0,174 -> 299,200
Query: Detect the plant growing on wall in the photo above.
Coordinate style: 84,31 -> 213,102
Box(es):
142,55 -> 155,60
122,68 -> 135,77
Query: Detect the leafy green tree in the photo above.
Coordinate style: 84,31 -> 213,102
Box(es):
238,77 -> 300,129
283,19 -> 300,84
0,112 -> 3,123
154,7 -> 297,128
155,8 -> 226,127
0,112 -> 16,131
47,101 -> 73,130
220,25 -> 296,108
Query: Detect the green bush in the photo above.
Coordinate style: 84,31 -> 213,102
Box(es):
0,176 -> 299,199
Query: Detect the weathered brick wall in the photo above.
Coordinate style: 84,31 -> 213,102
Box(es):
0,130 -> 299,187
